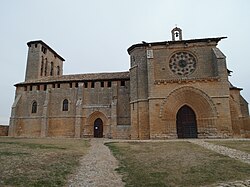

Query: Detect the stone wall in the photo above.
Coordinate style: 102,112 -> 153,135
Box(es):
9,38 -> 250,139
25,41 -> 64,81
129,48 -> 150,139
0,125 -> 9,136
10,78 -> 131,139
129,40 -> 234,139
240,117 -> 250,138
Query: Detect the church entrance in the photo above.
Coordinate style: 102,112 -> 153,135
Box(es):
94,118 -> 103,138
176,105 -> 198,138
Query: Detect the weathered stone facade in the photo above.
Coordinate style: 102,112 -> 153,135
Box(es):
9,28 -> 250,139
0,125 -> 9,136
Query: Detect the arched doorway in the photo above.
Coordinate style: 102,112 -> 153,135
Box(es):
176,105 -> 198,138
94,118 -> 103,138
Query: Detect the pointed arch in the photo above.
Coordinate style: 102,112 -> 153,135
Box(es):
159,86 -> 218,138
160,86 -> 218,119
87,111 -> 108,126
86,111 -> 108,138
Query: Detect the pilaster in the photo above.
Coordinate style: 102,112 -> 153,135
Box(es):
41,89 -> 50,137
75,83 -> 84,138
110,81 -> 118,138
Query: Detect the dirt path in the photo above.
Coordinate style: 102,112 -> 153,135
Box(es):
67,138 -> 124,187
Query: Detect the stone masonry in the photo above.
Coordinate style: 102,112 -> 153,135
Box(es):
9,27 -> 250,139
0,125 -> 8,136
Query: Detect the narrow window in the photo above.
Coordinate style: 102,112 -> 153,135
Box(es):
108,81 -> 112,87
50,62 -> 54,76
40,57 -> 44,76
69,82 -> 72,88
91,82 -> 95,88
31,101 -> 37,113
41,46 -> 47,54
84,82 -> 88,88
100,81 -> 104,87
57,83 -> 60,88
36,85 -> 40,91
75,82 -> 78,88
45,59 -> 48,76
121,80 -> 125,86
29,85 -> 32,91
44,84 -> 47,91
62,99 -> 69,111
35,44 -> 38,48
57,66 -> 60,75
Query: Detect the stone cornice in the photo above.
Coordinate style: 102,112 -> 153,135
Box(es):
154,77 -> 220,85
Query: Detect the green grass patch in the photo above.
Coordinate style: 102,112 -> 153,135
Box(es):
0,137 -> 89,187
0,151 -> 30,156
106,141 -> 250,187
0,140 -> 66,150
208,140 -> 250,153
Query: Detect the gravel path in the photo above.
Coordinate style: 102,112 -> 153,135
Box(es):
67,139 -> 250,187
207,180 -> 250,187
188,139 -> 250,164
67,138 -> 124,187
189,140 -> 250,187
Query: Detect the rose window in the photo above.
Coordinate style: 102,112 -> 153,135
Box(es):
169,52 -> 196,76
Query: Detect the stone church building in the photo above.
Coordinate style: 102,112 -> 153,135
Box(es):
9,28 -> 250,139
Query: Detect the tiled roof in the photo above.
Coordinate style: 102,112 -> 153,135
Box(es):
15,71 -> 130,86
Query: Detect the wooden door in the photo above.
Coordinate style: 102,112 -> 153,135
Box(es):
94,118 -> 103,138
176,105 -> 198,138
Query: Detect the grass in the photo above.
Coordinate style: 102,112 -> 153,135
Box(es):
106,141 -> 250,187
208,140 -> 250,153
0,137 -> 89,187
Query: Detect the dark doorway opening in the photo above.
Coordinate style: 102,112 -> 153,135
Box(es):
94,118 -> 103,138
176,105 -> 198,138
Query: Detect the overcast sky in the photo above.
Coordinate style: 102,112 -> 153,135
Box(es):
0,0 -> 249,124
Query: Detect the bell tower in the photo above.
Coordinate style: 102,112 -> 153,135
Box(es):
25,40 -> 65,81
171,27 -> 183,41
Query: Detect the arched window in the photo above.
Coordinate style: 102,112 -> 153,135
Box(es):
50,62 -> 54,76
31,101 -> 37,113
57,66 -> 60,76
62,99 -> 69,111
